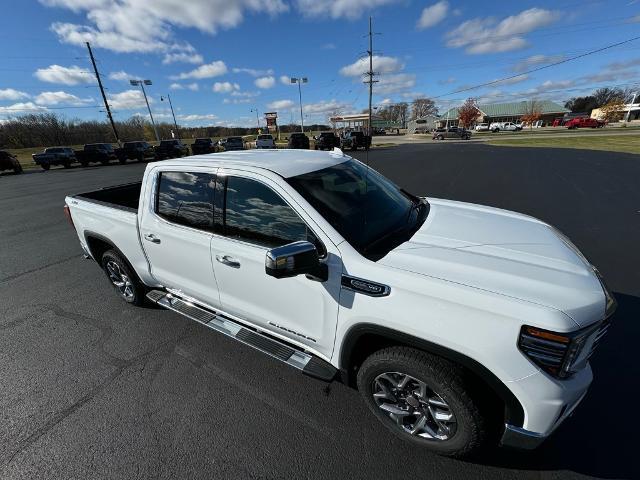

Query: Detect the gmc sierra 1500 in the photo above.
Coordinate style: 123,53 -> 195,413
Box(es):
64,148 -> 614,458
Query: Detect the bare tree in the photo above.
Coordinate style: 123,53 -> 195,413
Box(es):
457,98 -> 481,128
411,98 -> 438,120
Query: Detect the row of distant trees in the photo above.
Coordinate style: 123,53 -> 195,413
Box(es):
0,113 -> 330,149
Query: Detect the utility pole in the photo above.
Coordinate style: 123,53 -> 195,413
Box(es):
86,42 -> 119,144
161,94 -> 179,140
290,77 -> 308,133
130,79 -> 159,142
250,108 -> 260,132
364,17 -> 378,137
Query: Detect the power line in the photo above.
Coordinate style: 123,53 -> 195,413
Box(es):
433,34 -> 640,99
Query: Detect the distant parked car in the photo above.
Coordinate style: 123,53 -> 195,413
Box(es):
287,132 -> 310,149
219,136 -> 245,151
32,147 -> 76,170
75,143 -> 119,167
154,139 -> 189,160
490,122 -> 521,132
565,117 -> 605,129
122,141 -> 156,162
191,138 -> 218,155
255,134 -> 276,149
341,131 -> 371,151
0,150 -> 22,174
314,132 -> 340,150
432,127 -> 472,140
475,123 -> 489,132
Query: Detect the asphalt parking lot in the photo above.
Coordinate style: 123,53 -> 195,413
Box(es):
1,143 -> 638,479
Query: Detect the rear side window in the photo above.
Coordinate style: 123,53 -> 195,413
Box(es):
156,172 -> 215,230
223,176 -> 318,250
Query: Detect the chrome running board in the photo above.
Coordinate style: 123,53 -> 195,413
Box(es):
146,290 -> 336,381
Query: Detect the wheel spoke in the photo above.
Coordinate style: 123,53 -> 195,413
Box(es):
397,374 -> 411,389
378,403 -> 411,416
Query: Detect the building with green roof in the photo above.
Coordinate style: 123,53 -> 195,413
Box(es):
440,100 -> 569,127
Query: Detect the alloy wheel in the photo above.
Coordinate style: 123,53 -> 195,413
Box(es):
106,260 -> 134,300
372,372 -> 457,441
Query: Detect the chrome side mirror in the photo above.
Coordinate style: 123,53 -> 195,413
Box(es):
265,241 -> 326,281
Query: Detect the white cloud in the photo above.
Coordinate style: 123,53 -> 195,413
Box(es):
523,79 -> 575,96
254,76 -> 275,89
231,90 -> 259,98
108,89 -> 149,109
379,98 -> 392,105
606,57 -> 640,71
321,43 -> 336,50
340,56 -> 403,76
34,91 -> 92,105
223,97 -> 252,104
294,0 -> 401,20
186,82 -> 199,91
377,73 -> 417,94
109,70 -> 137,81
34,64 -> 94,85
0,88 -> 30,101
232,67 -> 274,76
446,8 -> 560,54
172,61 -> 228,80
280,75 -> 292,85
162,52 -> 204,64
629,15 -> 640,23
512,54 -> 565,72
169,83 -> 183,90
267,99 -> 295,110
177,113 -> 218,122
170,82 -> 200,91
438,77 -> 456,85
303,99 -> 350,114
0,102 -> 48,114
492,74 -> 529,86
43,0 -> 289,55
213,81 -> 240,93
417,1 -> 448,30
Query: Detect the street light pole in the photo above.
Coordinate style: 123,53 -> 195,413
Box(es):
130,79 -> 159,142
290,77 -> 307,133
161,94 -> 179,140
250,108 -> 260,132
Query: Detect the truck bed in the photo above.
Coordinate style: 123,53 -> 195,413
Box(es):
74,182 -> 142,212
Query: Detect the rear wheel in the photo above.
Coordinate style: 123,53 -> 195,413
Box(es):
118,157 -> 127,165
437,135 -> 444,140
13,162 -> 23,174
80,160 -> 89,167
41,163 -> 50,171
357,347 -> 493,459
63,161 -> 71,168
101,250 -> 145,306
100,159 -> 109,165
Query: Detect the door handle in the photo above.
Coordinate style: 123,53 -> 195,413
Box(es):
216,254 -> 240,268
144,233 -> 161,244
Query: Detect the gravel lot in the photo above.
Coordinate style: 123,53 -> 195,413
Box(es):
1,144 -> 638,479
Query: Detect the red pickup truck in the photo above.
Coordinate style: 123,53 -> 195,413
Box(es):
565,117 -> 605,129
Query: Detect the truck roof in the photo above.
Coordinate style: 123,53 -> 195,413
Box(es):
154,149 -> 351,178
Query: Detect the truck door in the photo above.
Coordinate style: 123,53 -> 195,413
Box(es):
209,170 -> 341,359
139,167 -> 222,309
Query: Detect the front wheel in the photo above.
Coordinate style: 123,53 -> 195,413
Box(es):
357,347 -> 493,458
101,250 -> 146,306
41,163 -> 50,171
14,163 -> 23,174
118,157 -> 127,165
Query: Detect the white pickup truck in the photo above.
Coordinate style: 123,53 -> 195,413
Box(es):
64,149 -> 614,458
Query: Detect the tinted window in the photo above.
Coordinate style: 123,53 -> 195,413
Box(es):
156,172 -> 214,230
224,176 -> 315,249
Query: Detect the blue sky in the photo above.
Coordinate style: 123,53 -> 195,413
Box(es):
0,0 -> 639,127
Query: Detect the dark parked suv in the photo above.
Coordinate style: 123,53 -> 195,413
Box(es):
154,140 -> 189,160
432,127 -> 472,140
191,138 -> 218,155
219,137 -> 245,151
341,131 -> 371,151
122,141 -> 156,162
76,143 -> 119,166
314,132 -> 340,150
32,147 -> 76,170
287,132 -> 310,149
0,150 -> 22,174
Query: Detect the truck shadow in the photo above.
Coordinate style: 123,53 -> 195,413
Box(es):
478,292 -> 639,479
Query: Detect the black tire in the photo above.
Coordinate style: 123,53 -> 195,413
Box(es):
14,163 -> 23,174
41,163 -> 50,171
357,346 -> 492,459
437,135 -> 444,141
63,161 -> 71,168
100,159 -> 109,165
80,160 -> 89,167
100,250 -> 146,306
118,157 -> 127,165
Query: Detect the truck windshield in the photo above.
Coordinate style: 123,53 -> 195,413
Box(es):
287,159 -> 428,259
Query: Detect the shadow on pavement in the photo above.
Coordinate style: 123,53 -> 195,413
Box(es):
476,292 -> 639,479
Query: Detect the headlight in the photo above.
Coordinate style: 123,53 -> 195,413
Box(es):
518,323 -> 604,379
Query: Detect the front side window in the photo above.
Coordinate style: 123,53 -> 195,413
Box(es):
223,176 -> 316,249
156,171 -> 215,230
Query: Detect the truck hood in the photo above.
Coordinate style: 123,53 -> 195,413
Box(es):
380,198 -> 605,326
